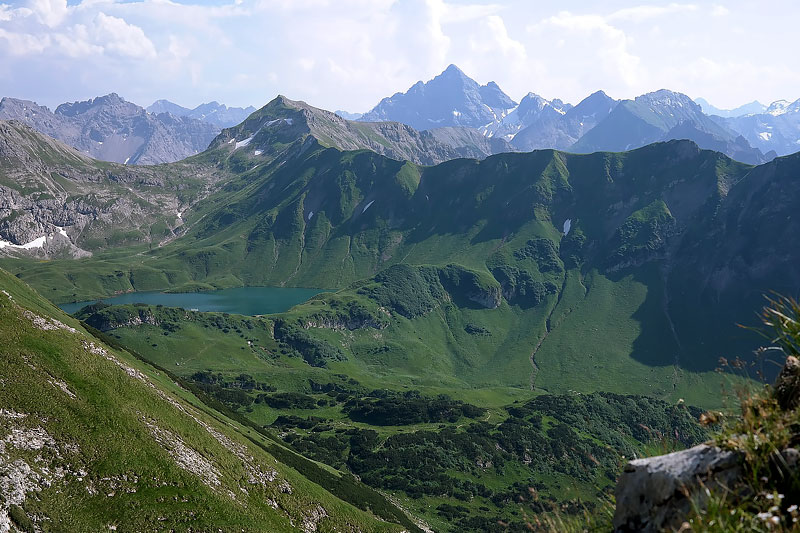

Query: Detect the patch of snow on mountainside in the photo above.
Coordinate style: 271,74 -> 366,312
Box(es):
563,219 -> 572,235
759,132 -> 773,141
767,100 -> 792,116
0,236 -> 46,250
235,135 -> 254,149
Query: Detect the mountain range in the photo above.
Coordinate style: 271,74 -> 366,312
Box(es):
694,97 -> 767,117
147,99 -> 257,128
4,66 -> 797,170
0,94 -> 220,165
2,93 -> 795,384
710,98 -> 800,156
356,66 -> 793,165
2,86 -> 799,530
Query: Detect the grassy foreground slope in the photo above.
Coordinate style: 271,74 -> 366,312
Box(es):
0,267 -> 418,532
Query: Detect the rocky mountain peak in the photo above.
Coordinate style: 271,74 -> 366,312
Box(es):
635,89 -> 698,110
360,65 -> 516,130
55,93 -> 132,117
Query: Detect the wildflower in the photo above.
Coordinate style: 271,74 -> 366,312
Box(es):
757,512 -> 772,521
766,493 -> 775,500
788,504 -> 798,513
770,516 -> 780,525
769,505 -> 780,513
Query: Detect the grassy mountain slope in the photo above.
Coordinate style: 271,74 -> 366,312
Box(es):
5,139 -> 793,392
0,267 -> 419,532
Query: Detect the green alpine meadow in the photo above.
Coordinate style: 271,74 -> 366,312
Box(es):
3,13 -> 800,529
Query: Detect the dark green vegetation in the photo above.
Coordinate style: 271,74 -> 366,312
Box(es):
73,300 -> 708,531
0,268 -> 416,532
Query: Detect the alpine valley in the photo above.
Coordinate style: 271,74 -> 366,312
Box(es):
2,65 -> 800,532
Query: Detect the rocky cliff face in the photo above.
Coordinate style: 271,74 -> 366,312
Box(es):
0,120 -> 220,257
0,94 -> 219,165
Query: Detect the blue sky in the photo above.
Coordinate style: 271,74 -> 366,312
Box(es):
1,0 -> 798,112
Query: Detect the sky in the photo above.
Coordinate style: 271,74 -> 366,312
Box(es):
0,0 -> 798,113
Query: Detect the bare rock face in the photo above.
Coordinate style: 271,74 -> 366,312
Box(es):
775,355 -> 800,410
613,444 -> 744,532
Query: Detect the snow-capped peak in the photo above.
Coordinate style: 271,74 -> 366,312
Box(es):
766,100 -> 793,116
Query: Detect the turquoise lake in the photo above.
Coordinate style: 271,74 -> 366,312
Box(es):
59,287 -> 327,316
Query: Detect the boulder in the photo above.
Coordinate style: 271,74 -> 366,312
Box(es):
775,355 -> 800,411
613,444 -> 743,532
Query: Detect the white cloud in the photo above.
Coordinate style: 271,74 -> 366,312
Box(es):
27,0 -> 68,27
92,12 -> 156,58
0,27 -> 51,54
529,11 -> 642,90
53,23 -> 102,57
0,0 -> 797,114
711,4 -> 730,17
608,3 -> 698,23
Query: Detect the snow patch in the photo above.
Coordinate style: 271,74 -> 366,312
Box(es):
124,157 -> 130,165
227,138 -> 235,144
758,131 -> 773,141
253,150 -> 263,156
307,211 -> 314,220
563,219 -> 572,235
235,135 -> 254,149
57,226 -> 68,238
361,200 -> 375,214
0,235 -> 46,250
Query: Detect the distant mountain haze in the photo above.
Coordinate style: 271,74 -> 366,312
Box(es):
147,100 -> 257,129
4,64 -> 798,167
360,66 -> 780,164
570,89 -> 771,164
0,94 -> 219,165
694,98 -> 767,118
